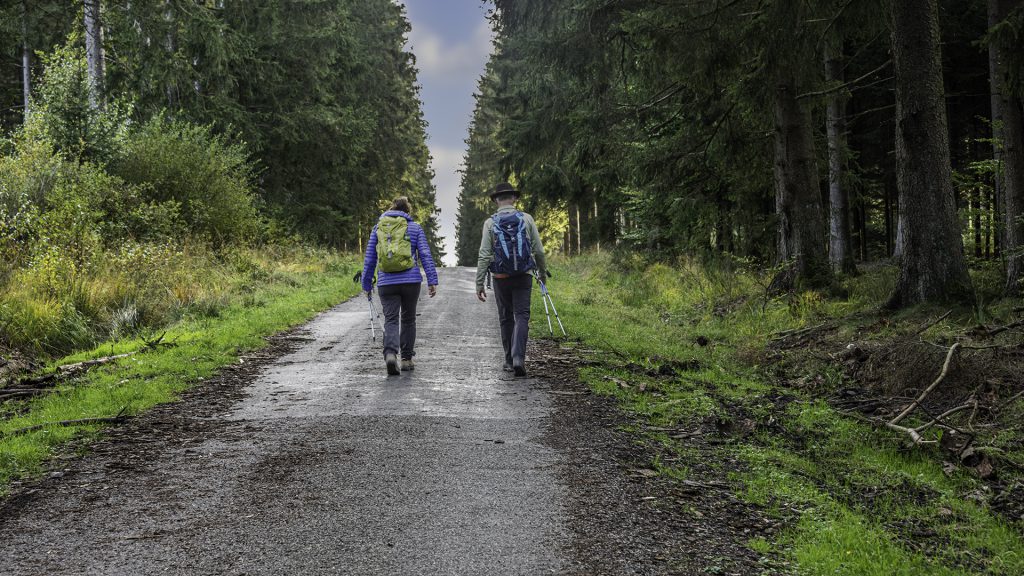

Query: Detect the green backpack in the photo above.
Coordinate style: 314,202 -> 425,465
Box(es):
376,216 -> 415,273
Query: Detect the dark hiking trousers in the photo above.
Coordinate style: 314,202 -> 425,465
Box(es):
492,274 -> 533,365
378,282 -> 421,360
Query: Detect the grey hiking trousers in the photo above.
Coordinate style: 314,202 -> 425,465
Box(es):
378,282 -> 420,359
492,274 -> 532,365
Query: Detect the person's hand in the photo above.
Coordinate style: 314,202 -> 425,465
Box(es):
477,290 -> 487,303
365,290 -> 372,300
428,285 -> 437,298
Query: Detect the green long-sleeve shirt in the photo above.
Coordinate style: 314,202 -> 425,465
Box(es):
476,206 -> 547,291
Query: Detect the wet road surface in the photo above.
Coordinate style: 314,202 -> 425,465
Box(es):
0,268 -> 568,575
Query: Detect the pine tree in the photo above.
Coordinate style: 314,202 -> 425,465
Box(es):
886,0 -> 974,307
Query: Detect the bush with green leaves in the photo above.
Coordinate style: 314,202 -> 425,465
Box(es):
25,44 -> 131,164
111,117 -> 261,244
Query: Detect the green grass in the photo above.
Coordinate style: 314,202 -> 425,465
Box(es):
0,253 -> 360,492
539,253 -> 1024,575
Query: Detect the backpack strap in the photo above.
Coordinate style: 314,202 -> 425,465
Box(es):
515,212 -> 525,258
492,214 -> 512,258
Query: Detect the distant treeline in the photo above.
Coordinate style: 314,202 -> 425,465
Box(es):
0,0 -> 441,255
455,0 -> 1023,306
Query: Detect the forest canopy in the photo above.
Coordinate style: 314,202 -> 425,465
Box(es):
455,0 -> 1024,305
0,0 -> 442,256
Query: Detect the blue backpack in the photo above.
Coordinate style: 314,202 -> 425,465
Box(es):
489,211 -> 535,275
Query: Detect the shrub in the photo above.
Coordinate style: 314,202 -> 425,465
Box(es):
111,116 -> 261,244
25,44 -> 131,164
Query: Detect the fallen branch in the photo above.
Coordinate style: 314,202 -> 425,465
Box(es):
770,323 -> 830,345
915,309 -> 952,335
142,332 -> 168,350
4,408 -> 128,437
889,343 -> 960,427
999,389 -> 1024,411
884,422 -> 936,444
986,319 -> 1024,337
885,343 -> 960,444
772,323 -> 825,338
954,342 -> 1022,350
0,388 -> 50,401
914,403 -> 974,434
16,352 -> 137,387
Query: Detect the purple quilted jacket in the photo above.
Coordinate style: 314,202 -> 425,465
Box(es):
361,211 -> 438,292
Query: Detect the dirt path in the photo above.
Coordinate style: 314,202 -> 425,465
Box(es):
0,268 -> 767,575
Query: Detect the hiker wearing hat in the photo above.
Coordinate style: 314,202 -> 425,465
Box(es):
361,196 -> 439,376
476,182 -> 548,377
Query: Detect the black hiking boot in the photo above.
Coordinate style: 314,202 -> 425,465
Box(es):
512,358 -> 527,378
502,362 -> 513,372
385,352 -> 400,376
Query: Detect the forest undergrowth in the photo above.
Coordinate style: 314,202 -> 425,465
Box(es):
0,46 -> 364,493
0,249 -> 359,493
542,253 -> 1024,575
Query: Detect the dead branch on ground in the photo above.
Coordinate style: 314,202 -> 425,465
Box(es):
915,310 -> 952,335
884,343 -> 960,445
985,319 -> 1024,337
4,407 -> 129,437
16,352 -> 138,387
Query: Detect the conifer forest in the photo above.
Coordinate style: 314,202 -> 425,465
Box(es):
1,2 -> 1024,575
455,0 -> 1024,305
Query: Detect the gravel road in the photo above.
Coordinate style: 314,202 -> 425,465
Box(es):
0,268 -> 568,575
1,267 -> 773,576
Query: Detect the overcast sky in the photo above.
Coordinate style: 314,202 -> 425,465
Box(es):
401,0 -> 494,266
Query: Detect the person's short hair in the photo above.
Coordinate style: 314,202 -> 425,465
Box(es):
493,193 -> 517,203
390,196 -> 412,213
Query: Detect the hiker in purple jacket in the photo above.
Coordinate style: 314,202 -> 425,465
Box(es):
361,197 -> 439,375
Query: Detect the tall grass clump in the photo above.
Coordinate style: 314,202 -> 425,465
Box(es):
0,43 -> 295,361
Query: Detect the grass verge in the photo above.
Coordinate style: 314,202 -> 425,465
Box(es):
538,253 -> 1023,575
0,250 -> 360,493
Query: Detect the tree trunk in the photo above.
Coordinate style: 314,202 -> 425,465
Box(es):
84,0 -> 104,108
884,177 -> 894,257
575,203 -> 582,254
973,192 -> 983,258
824,46 -> 857,274
771,75 -> 832,290
985,186 -> 993,259
567,202 -> 579,257
989,0 -> 1024,294
165,0 -> 179,110
21,1 -> 31,117
886,0 -> 974,308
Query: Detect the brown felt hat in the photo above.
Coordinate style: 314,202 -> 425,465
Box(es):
489,182 -> 519,199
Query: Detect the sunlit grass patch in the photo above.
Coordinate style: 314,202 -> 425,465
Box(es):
0,253 -> 360,492
542,252 -> 1024,575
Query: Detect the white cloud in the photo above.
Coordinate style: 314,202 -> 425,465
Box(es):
407,20 -> 493,83
429,145 -> 466,265
402,13 -> 495,266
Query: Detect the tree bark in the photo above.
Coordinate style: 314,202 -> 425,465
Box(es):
21,1 -> 31,117
164,0 -> 179,110
772,75 -> 832,290
989,0 -> 1024,294
84,0 -> 105,108
825,45 -> 857,274
886,0 -> 974,307
972,193 -> 982,258
575,203 -> 582,254
884,176 -> 894,257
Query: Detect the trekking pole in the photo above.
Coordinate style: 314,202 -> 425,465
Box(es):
367,294 -> 378,341
534,272 -> 564,336
537,276 -> 567,337
370,297 -> 383,323
533,272 -> 554,335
